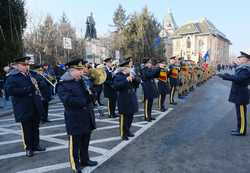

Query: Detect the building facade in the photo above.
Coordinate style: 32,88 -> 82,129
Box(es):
171,18 -> 231,65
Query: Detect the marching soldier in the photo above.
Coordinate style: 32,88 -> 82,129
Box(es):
178,61 -> 187,99
103,57 -> 118,118
157,59 -> 169,112
57,59 -> 97,173
218,51 -> 250,136
168,56 -> 179,105
5,56 -> 46,157
141,58 -> 161,122
113,59 -> 139,140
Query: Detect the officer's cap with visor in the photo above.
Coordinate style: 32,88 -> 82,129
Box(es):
238,51 -> 250,60
65,59 -> 87,69
14,56 -> 31,65
169,56 -> 176,60
103,57 -> 112,63
142,58 -> 152,64
119,59 -> 130,67
158,59 -> 166,63
30,64 -> 43,71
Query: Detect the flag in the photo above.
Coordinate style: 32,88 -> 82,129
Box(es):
203,50 -> 209,62
152,36 -> 161,48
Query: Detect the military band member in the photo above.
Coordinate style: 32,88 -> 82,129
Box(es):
5,56 -> 46,157
103,57 -> 118,118
157,59 -> 169,112
218,51 -> 250,136
113,59 -> 139,140
141,58 -> 160,122
30,64 -> 52,123
168,56 -> 179,105
94,64 -> 104,106
57,59 -> 97,173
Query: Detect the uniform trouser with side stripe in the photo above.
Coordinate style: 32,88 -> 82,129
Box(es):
69,134 -> 90,171
119,114 -> 134,137
144,98 -> 153,121
107,97 -> 117,117
20,116 -> 40,150
169,86 -> 176,103
158,93 -> 166,110
235,104 -> 247,135
41,100 -> 49,121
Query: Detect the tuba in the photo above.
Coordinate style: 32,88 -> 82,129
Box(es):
89,67 -> 107,85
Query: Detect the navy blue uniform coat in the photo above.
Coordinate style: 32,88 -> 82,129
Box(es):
5,70 -> 44,122
57,72 -> 96,135
113,72 -> 138,115
141,67 -> 160,99
221,64 -> 250,104
103,67 -> 117,98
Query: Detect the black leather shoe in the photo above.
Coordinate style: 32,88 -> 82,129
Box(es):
122,136 -> 129,141
41,119 -> 51,124
231,129 -> 239,133
26,150 -> 34,157
73,169 -> 82,173
44,119 -> 51,122
33,146 -> 46,151
98,103 -> 104,106
231,131 -> 246,136
151,117 -> 156,120
170,102 -> 177,105
160,108 -> 166,112
81,160 -> 98,167
127,133 -> 135,137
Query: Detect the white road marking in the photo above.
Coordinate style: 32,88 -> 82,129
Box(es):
16,156 -> 102,173
0,145 -> 67,160
90,136 -> 121,144
0,118 -> 64,128
0,118 -> 15,122
12,108 -> 173,173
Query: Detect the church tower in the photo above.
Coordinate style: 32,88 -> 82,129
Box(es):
163,8 -> 178,36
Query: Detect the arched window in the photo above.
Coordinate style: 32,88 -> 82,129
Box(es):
187,36 -> 191,49
199,40 -> 204,51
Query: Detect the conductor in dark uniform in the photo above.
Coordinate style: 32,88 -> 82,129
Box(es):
57,59 -> 97,173
168,56 -> 179,105
113,59 -> 139,140
218,51 -> 250,136
141,58 -> 161,122
103,57 -> 118,118
5,56 -> 46,157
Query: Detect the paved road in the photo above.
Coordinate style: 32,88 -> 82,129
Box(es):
93,77 -> 250,173
1,76 -> 250,173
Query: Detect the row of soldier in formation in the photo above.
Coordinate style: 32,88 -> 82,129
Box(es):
5,55 -> 215,173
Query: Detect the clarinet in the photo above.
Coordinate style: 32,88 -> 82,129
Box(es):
27,72 -> 42,97
81,76 -> 104,117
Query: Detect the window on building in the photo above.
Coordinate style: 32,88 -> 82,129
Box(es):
199,40 -> 204,51
187,37 -> 191,49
